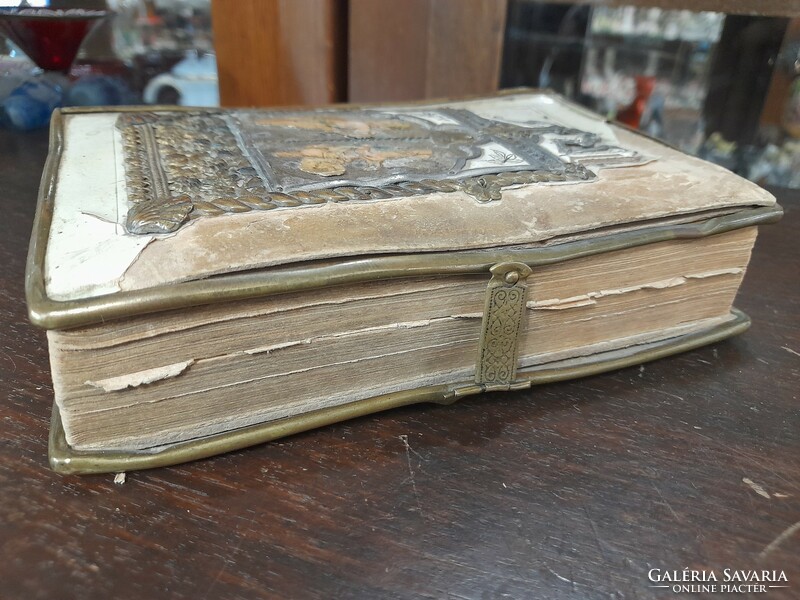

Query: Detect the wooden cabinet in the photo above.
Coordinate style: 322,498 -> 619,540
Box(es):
212,0 -> 508,106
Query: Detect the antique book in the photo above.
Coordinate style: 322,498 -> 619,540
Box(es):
26,90 -> 781,474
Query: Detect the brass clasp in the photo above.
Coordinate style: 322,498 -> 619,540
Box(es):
475,262 -> 532,386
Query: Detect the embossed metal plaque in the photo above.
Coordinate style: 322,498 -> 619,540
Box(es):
116,105 -> 645,234
475,262 -> 533,388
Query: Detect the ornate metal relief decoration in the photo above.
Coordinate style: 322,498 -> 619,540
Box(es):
117,106 -> 646,234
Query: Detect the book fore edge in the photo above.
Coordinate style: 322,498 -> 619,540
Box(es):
48,309 -> 751,475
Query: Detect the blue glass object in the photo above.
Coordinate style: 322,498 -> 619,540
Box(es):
0,76 -> 64,131
65,75 -> 136,107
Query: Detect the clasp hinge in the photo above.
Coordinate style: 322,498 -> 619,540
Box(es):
448,379 -> 532,401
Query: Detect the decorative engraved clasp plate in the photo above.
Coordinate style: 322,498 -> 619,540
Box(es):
475,262 -> 533,388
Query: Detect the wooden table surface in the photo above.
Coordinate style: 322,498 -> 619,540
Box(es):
1,128 -> 798,600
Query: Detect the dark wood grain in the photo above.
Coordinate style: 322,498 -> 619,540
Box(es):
348,0 -> 508,103
0,127 -> 798,600
211,0 -> 346,107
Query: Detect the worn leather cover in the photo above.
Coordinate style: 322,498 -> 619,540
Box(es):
42,91 -> 775,308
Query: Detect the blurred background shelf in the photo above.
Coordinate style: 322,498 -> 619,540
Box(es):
532,0 -> 799,18
2,0 -> 800,186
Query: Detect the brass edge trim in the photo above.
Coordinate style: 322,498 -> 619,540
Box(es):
25,109 -> 64,329
49,309 -> 750,475
27,203 -> 782,330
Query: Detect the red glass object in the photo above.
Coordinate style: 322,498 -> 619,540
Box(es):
0,9 -> 107,73
617,76 -> 656,129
